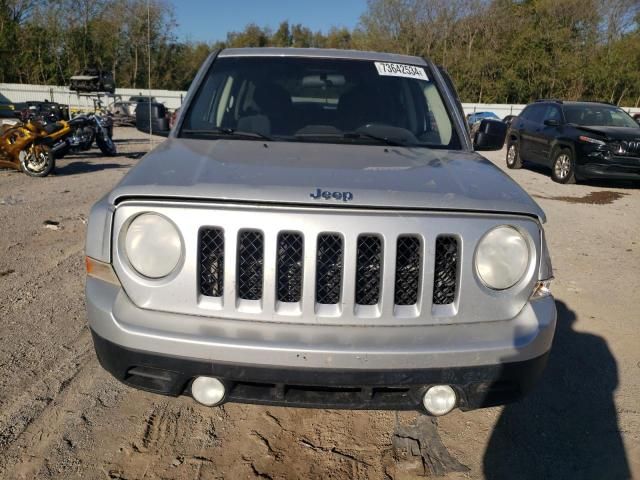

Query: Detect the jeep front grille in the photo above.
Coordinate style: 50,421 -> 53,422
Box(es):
199,228 -> 224,297
277,232 -> 303,303
433,236 -> 458,305
116,203 -> 540,326
237,230 -> 264,300
199,230 -> 458,308
355,235 -> 382,305
315,234 -> 344,304
394,236 -> 421,305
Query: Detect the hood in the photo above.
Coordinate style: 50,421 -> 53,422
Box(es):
109,138 -> 546,221
572,124 -> 640,140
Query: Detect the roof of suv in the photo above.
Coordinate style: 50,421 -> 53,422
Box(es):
218,47 -> 427,65
535,99 -> 618,108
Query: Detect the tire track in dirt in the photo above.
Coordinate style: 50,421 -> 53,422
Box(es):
0,339 -> 92,473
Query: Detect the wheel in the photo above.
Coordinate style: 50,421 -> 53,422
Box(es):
20,145 -> 55,177
96,134 -> 117,156
551,148 -> 576,184
506,140 -> 522,169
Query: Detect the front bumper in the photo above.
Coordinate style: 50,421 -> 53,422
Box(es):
87,277 -> 556,411
580,149 -> 640,180
578,162 -> 640,180
92,329 -> 549,411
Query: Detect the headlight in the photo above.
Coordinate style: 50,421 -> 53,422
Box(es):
475,226 -> 529,290
124,213 -> 182,278
578,135 -> 605,146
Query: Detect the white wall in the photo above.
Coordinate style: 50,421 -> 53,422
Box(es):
462,103 -> 526,117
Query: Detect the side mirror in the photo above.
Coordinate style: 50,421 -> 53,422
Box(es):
136,102 -> 170,137
544,119 -> 560,127
473,119 -> 507,151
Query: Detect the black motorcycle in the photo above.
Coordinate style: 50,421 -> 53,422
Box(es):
51,113 -> 117,158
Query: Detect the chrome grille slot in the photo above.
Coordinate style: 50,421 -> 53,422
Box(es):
433,236 -> 458,305
315,234 -> 343,304
237,230 -> 264,300
355,235 -> 382,305
277,232 -> 303,303
394,236 -> 421,305
199,228 -> 224,297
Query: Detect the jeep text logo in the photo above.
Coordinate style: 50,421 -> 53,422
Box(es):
310,188 -> 354,202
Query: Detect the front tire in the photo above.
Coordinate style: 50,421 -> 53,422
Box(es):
551,148 -> 576,184
96,134 -> 117,156
20,145 -> 55,177
506,140 -> 522,169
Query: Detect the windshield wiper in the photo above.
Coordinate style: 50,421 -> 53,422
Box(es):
182,127 -> 273,141
294,131 -> 410,146
344,131 -> 409,146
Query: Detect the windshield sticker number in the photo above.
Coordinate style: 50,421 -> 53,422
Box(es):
374,62 -> 428,80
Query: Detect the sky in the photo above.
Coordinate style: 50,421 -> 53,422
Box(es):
170,0 -> 368,43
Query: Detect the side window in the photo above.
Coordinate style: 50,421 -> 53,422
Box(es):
519,106 -> 532,120
543,106 -> 561,123
184,71 -> 226,129
437,66 -> 465,126
527,105 -> 545,124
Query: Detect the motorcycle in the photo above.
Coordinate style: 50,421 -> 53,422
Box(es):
0,118 -> 73,177
0,110 -> 118,177
53,113 -> 116,158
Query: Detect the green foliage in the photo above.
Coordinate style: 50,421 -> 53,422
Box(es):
0,0 -> 639,105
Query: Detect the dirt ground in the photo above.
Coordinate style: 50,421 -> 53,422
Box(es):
1,127 -> 639,479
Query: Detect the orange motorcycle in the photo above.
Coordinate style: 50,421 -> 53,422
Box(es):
0,119 -> 72,177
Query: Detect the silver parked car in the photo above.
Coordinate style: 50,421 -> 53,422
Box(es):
85,48 -> 556,416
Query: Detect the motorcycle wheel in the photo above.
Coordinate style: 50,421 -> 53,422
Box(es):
20,144 -> 55,177
96,134 -> 117,156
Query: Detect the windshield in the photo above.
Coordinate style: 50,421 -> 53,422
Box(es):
564,105 -> 639,128
181,56 -> 460,148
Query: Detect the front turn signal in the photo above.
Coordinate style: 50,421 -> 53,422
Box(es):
85,256 -> 120,285
530,279 -> 553,299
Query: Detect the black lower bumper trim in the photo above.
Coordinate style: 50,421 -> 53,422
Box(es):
91,329 -> 549,412
579,162 -> 640,180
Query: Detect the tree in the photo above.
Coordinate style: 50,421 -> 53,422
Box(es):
1,0 -> 639,105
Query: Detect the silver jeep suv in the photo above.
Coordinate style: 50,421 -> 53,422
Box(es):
85,48 -> 555,415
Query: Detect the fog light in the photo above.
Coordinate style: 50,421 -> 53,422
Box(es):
423,385 -> 457,416
191,377 -> 226,406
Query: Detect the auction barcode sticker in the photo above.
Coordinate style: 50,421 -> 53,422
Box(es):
374,62 -> 428,80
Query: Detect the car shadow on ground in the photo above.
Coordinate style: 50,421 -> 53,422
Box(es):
54,162 -> 127,176
482,301 -> 630,479
113,138 -> 154,145
521,162 -> 638,189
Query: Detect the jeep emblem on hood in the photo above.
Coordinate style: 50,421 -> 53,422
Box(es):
310,188 -> 354,202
